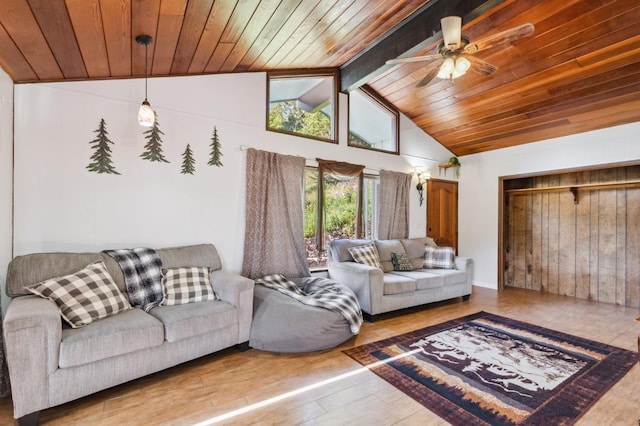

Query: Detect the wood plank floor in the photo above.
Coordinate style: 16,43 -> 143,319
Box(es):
1,286 -> 638,425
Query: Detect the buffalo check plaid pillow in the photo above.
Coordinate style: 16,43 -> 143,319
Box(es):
423,246 -> 456,269
161,267 -> 217,305
27,260 -> 131,328
348,243 -> 382,269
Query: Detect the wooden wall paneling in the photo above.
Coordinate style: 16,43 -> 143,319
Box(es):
615,167 -> 627,306
505,193 -> 513,288
597,169 -> 617,304
547,175 -> 560,295
529,191 -> 541,291
589,170 -> 600,302
540,176 -> 550,294
511,194 -> 527,289
575,170 -> 592,300
626,167 -> 640,308
558,173 -> 577,297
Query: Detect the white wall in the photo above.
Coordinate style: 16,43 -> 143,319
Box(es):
458,122 -> 640,289
0,68 -> 13,315
11,73 -> 453,289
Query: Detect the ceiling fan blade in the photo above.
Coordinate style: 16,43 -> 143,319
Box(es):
386,53 -> 442,65
415,60 -> 443,87
464,23 -> 535,54
464,54 -> 498,76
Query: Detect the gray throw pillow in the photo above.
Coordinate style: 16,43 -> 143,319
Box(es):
391,251 -> 412,271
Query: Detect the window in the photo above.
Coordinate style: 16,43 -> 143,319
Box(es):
267,70 -> 338,143
348,85 -> 399,154
304,167 -> 378,268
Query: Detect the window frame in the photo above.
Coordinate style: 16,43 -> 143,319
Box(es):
304,165 -> 379,270
348,84 -> 400,155
266,68 -> 339,144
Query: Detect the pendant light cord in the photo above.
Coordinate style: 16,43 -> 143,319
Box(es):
144,42 -> 148,102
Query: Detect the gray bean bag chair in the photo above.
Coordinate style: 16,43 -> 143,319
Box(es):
249,276 -> 359,353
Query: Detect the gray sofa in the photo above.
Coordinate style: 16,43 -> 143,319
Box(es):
2,244 -> 254,425
328,237 -> 472,320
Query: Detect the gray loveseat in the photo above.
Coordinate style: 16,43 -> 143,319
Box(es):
2,244 -> 254,425
328,237 -> 472,321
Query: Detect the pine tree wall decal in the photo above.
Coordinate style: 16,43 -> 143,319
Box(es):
207,126 -> 223,167
87,118 -> 120,175
141,117 -> 170,163
181,144 -> 196,175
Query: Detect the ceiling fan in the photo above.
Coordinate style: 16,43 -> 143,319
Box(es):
386,16 -> 535,87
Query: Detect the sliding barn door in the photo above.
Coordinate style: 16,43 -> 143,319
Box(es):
427,179 -> 458,252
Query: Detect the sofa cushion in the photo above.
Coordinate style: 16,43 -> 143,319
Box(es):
374,240 -> 404,272
27,260 -> 131,328
329,239 -> 373,262
382,274 -> 416,295
59,308 -> 164,368
424,246 -> 456,269
390,270 -> 443,290
391,252 -> 412,271
157,243 -> 223,271
161,267 -> 217,305
400,238 -> 437,269
149,300 -> 237,343
348,243 -> 382,269
425,268 -> 467,286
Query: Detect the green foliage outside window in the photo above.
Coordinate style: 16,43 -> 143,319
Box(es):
269,101 -> 332,140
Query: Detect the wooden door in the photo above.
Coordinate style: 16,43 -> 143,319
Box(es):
427,179 -> 458,252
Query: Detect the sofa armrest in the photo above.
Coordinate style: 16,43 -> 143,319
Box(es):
455,256 -> 472,272
3,295 -> 62,418
327,261 -> 383,314
455,257 -> 474,289
210,270 -> 254,343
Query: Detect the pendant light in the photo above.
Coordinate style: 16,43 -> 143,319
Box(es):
136,35 -> 155,127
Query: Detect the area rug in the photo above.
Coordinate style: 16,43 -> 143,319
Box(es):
344,311 -> 638,425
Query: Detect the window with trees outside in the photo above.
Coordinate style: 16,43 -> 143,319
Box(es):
267,70 -> 338,143
348,85 -> 399,154
304,167 -> 378,268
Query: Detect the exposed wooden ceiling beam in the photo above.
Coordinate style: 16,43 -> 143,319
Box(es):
339,0 -> 507,92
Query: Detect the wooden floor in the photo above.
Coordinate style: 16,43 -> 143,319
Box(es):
1,286 -> 638,425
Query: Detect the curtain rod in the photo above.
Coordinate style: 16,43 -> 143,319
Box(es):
239,145 -> 382,172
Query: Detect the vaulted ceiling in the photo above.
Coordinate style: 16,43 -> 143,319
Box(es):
0,0 -> 638,156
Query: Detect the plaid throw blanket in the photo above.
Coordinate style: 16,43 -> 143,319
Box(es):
103,248 -> 164,312
256,274 -> 363,334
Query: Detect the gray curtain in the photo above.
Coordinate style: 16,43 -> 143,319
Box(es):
242,148 -> 310,279
378,169 -> 412,240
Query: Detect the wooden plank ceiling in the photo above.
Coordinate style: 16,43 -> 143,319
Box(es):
0,0 -> 638,156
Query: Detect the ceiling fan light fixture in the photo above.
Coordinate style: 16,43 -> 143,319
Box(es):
452,56 -> 471,78
437,57 -> 455,79
441,16 -> 462,50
